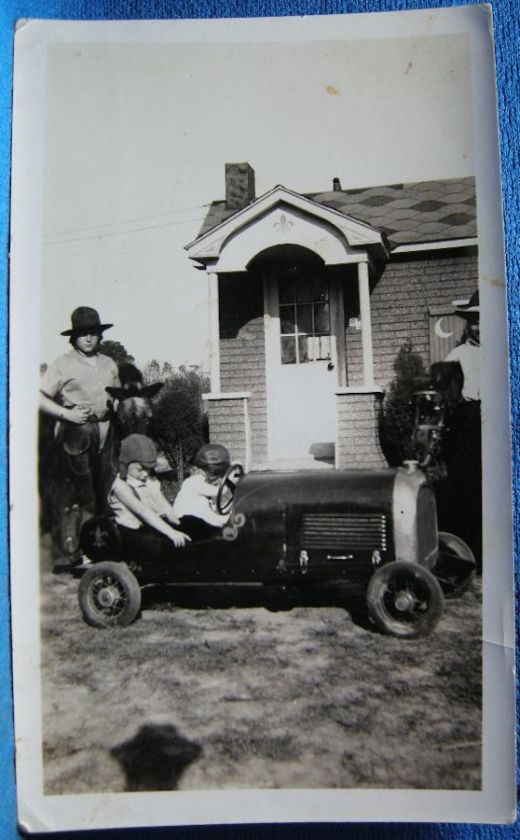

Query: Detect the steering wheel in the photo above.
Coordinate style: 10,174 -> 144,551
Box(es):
216,463 -> 244,514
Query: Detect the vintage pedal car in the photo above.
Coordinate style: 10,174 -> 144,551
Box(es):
78,461 -> 475,638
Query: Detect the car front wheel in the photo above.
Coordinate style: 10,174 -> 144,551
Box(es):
366,561 -> 444,639
78,561 -> 141,628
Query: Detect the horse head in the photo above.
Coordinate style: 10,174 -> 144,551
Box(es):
106,363 -> 163,439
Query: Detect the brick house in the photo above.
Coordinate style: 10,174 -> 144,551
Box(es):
185,163 -> 477,471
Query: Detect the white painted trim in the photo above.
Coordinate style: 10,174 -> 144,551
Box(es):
335,386 -> 384,394
263,269 -> 279,462
358,260 -> 375,388
185,184 -> 388,263
391,237 -> 478,254
333,278 -> 346,387
212,206 -> 369,272
207,272 -> 220,393
203,391 -> 251,401
243,394 -> 251,473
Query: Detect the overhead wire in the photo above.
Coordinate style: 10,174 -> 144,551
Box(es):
45,202 -> 211,238
43,215 -> 206,245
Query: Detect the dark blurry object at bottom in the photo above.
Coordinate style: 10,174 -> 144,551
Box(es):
111,723 -> 202,791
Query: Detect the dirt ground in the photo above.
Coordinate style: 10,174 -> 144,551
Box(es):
39,535 -> 482,795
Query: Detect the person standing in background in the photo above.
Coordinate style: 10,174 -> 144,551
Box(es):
443,290 -> 482,569
40,306 -> 120,567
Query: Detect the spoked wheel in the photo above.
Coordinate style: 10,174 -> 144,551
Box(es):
78,561 -> 141,628
432,531 -> 476,599
366,561 -> 444,639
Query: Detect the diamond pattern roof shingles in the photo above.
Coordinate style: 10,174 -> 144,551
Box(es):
196,177 -> 476,249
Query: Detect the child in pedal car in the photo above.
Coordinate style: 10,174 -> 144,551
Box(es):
108,434 -> 190,548
172,444 -> 232,539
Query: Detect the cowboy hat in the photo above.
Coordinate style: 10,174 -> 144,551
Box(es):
452,290 -> 479,317
61,306 -> 113,336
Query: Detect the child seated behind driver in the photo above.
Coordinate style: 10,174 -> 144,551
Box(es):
108,434 -> 190,548
172,444 -> 231,540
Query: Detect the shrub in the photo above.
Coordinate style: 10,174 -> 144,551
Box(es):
380,340 -> 427,466
151,366 -> 210,484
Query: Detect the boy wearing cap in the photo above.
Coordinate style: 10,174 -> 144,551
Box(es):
40,306 -> 120,564
172,444 -> 231,538
108,434 -> 190,548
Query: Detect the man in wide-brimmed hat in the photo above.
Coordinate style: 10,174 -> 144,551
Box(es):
40,306 -> 120,567
442,289 -> 482,569
445,290 -> 480,401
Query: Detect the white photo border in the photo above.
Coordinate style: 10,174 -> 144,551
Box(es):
9,7 -> 515,831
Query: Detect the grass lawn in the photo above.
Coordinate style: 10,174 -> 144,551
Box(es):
40,535 -> 482,794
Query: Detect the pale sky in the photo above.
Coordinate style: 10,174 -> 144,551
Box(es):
41,32 -> 473,370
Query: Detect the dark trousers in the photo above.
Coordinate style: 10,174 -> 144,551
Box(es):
118,523 -> 174,563
177,516 -> 223,541
442,400 -> 482,568
116,516 -> 221,563
45,420 -> 117,556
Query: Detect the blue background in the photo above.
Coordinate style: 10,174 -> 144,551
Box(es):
0,0 -> 518,838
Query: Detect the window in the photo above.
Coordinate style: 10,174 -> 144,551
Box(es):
279,276 -> 331,364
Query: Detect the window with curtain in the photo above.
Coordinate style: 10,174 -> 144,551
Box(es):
279,276 -> 331,364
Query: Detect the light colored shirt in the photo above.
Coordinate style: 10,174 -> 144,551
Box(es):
173,473 -> 229,527
445,341 -> 480,401
41,349 -> 119,418
108,474 -> 173,530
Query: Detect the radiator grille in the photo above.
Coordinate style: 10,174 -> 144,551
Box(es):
300,513 -> 387,551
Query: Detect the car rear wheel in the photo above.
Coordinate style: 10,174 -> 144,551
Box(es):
433,531 -> 476,599
366,561 -> 444,638
78,561 -> 141,628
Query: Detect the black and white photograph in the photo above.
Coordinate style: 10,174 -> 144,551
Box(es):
9,7 -> 515,831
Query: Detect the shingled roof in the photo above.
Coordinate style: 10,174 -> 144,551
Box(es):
197,176 -> 476,249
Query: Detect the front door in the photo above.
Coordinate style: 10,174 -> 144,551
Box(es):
265,270 -> 344,464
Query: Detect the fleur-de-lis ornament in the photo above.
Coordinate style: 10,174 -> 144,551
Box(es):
274,214 -> 294,234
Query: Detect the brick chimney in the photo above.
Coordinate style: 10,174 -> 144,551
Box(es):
225,163 -> 256,211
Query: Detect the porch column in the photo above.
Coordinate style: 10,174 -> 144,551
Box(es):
207,271 -> 220,392
358,260 -> 375,388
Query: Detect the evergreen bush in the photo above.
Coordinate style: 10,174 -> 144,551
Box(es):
380,339 -> 427,466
